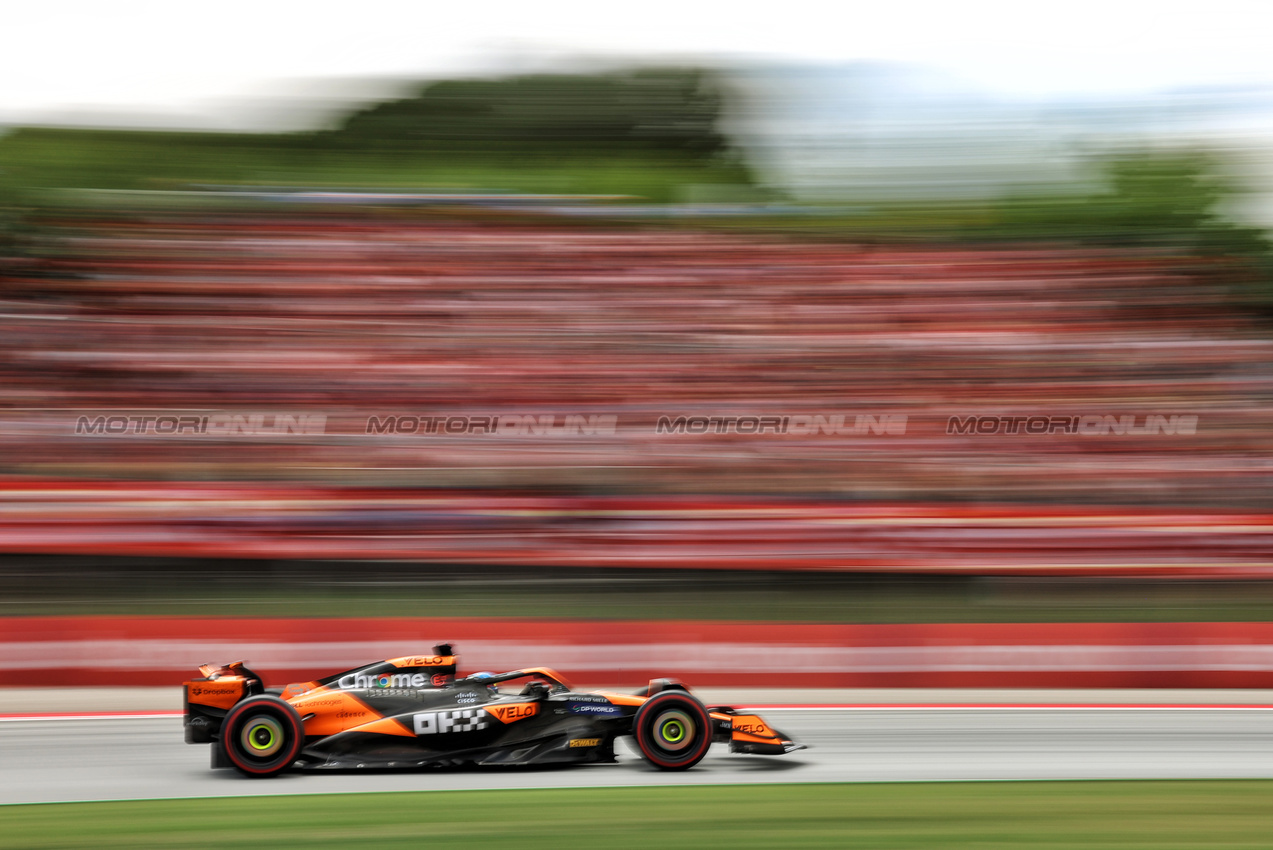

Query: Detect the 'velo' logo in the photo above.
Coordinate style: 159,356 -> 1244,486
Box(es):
487,703 -> 539,723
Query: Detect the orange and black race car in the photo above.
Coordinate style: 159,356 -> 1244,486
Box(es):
184,644 -> 805,777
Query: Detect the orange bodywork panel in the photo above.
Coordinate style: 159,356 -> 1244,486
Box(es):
729,714 -> 779,744
591,691 -> 646,707
485,702 -> 539,724
279,681 -> 319,700
290,689 -> 383,737
387,654 -> 456,669
349,715 -> 415,738
184,676 -> 249,711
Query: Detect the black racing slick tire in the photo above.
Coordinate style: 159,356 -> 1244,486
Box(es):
632,691 -> 713,770
219,695 -> 304,778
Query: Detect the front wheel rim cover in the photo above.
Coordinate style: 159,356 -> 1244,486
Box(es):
240,714 -> 285,759
652,709 -> 694,752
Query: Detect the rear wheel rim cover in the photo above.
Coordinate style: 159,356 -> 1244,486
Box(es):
653,709 -> 694,752
240,715 -> 285,759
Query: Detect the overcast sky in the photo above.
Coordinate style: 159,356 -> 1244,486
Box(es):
5,0 -> 1273,129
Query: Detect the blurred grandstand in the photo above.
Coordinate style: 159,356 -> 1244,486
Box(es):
1,66 -> 1273,618
0,201 -> 1269,578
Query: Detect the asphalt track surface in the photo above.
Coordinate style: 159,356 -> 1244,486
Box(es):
4,704 -> 1273,805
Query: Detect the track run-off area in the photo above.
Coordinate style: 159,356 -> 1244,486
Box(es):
3,697 -> 1273,805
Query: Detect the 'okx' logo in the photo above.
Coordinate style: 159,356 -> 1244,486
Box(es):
412,709 -> 488,735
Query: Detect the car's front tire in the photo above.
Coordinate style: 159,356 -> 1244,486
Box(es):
219,695 -> 304,778
632,691 -> 712,770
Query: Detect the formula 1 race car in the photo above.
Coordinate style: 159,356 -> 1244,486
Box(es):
184,644 -> 804,777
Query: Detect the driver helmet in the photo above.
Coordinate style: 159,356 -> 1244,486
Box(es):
470,671 -> 499,697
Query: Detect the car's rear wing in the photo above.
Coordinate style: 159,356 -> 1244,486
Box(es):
183,660 -> 265,744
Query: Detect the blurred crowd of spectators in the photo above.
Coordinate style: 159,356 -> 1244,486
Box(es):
1,207 -> 1270,509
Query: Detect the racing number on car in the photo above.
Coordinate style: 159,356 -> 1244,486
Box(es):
412,709 -> 489,735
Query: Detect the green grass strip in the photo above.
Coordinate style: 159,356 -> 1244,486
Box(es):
15,577 -> 1273,622
2,782 -> 1272,849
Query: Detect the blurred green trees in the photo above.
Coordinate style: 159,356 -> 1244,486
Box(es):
980,150 -> 1273,313
1108,152 -> 1273,313
327,69 -> 741,162
1,70 -> 1271,314
0,69 -> 752,201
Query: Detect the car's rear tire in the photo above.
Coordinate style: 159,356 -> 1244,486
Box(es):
219,695 -> 304,778
632,691 -> 712,770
